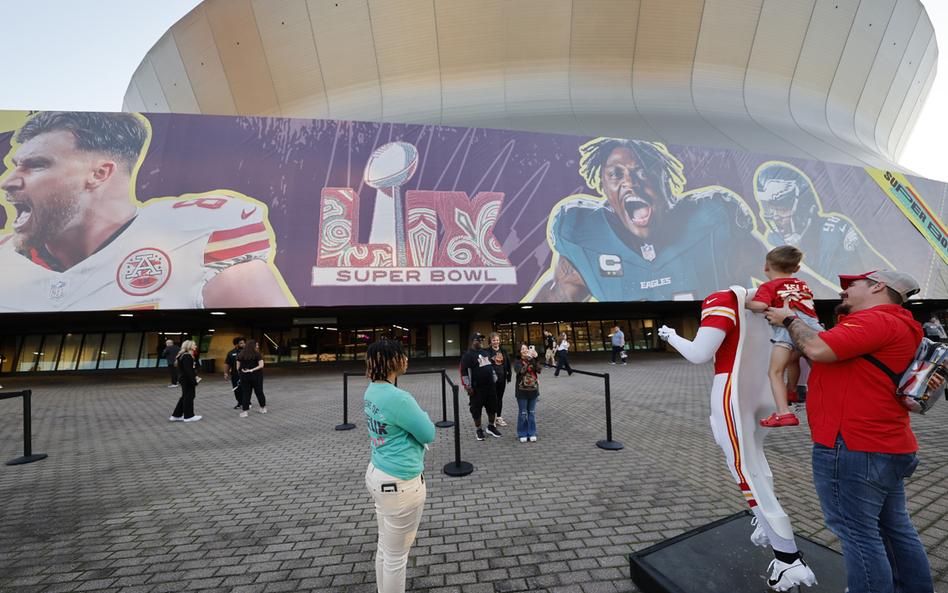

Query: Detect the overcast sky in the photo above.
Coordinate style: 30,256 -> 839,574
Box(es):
0,0 -> 944,182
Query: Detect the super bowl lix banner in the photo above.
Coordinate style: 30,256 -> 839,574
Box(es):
0,110 -> 945,312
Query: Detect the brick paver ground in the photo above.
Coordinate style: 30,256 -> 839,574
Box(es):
1,352 -> 946,592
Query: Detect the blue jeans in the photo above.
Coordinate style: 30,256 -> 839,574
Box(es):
811,436 -> 932,593
517,397 -> 537,438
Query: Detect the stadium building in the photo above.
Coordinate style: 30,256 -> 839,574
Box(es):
1,0 -> 945,374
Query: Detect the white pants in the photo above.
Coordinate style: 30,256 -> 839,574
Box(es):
365,462 -> 426,593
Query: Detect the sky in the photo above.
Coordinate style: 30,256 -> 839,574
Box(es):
0,0 -> 944,182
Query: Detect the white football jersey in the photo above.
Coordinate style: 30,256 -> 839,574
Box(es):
0,194 -> 274,312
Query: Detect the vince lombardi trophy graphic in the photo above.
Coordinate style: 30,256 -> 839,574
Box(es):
365,142 -> 419,266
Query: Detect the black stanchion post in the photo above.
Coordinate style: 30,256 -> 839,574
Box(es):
443,384 -> 473,476
436,370 -> 454,428
597,372 -> 624,450
6,390 -> 47,465
336,372 -> 356,430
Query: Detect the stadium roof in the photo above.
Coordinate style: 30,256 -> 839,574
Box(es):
124,0 -> 938,171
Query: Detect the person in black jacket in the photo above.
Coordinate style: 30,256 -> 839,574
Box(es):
161,339 -> 180,387
236,340 -> 267,417
459,333 -> 500,441
514,343 -> 542,442
486,332 -> 512,427
223,337 -> 245,409
169,340 -> 201,422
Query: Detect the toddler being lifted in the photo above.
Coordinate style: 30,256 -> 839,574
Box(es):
746,246 -> 823,427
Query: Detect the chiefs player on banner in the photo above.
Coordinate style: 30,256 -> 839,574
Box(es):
659,288 -> 817,591
0,111 -> 294,312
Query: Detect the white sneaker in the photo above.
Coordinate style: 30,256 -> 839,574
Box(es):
528,436 -> 537,442
750,517 -> 771,547
494,417 -> 507,426
169,416 -> 183,422
767,557 -> 816,591
519,437 -> 527,443
183,415 -> 203,422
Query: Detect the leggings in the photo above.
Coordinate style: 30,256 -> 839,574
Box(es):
240,371 -> 266,410
554,350 -> 572,376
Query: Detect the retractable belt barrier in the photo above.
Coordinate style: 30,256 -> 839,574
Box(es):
559,369 -> 624,451
1,389 -> 48,465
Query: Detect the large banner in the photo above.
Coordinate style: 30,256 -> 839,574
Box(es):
0,110 -> 944,312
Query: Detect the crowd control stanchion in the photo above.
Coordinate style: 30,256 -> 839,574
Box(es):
436,370 -> 454,428
336,372 -> 356,431
597,373 -> 624,450
443,383 -> 473,476
3,390 -> 48,465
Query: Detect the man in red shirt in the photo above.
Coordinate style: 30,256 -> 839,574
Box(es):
765,269 -> 933,593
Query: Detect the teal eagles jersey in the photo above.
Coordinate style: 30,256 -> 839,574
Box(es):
770,214 -> 889,281
549,190 -> 763,301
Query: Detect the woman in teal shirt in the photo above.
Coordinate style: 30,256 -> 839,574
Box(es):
364,339 -> 435,593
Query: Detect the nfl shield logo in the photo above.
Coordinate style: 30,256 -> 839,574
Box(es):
641,243 -> 656,262
49,280 -> 67,300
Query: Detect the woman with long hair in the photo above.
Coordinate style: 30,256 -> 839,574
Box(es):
236,340 -> 267,417
486,332 -> 512,427
514,342 -> 541,442
364,339 -> 435,593
554,332 -> 573,377
169,340 -> 201,422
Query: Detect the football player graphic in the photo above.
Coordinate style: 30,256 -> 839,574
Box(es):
525,138 -> 767,302
659,288 -> 818,591
0,111 -> 295,312
754,162 -> 893,293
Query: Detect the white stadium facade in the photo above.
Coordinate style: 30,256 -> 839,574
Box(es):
0,0 -> 943,373
124,0 -> 936,169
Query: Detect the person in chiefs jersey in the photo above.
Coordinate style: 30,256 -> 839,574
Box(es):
525,137 -> 766,303
658,292 -> 817,591
0,111 -> 295,312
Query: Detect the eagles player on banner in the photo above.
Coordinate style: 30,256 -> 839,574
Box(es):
0,111 -> 295,312
754,162 -> 893,295
525,138 -> 766,302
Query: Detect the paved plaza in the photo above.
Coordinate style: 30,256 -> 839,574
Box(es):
1,352 -> 946,592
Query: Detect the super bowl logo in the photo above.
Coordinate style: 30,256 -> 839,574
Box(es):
313,142 -> 517,286
117,248 -> 171,296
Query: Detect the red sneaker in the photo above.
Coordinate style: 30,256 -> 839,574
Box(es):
787,390 -> 800,403
760,413 -> 799,427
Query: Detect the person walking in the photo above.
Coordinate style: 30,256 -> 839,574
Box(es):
765,269 -> 933,593
236,340 -> 267,416
553,332 -> 573,377
363,339 -> 435,593
543,330 -> 556,368
608,325 -> 626,365
514,343 -> 541,442
223,337 -> 245,409
486,332 -> 512,427
161,339 -> 180,387
169,340 -> 201,422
